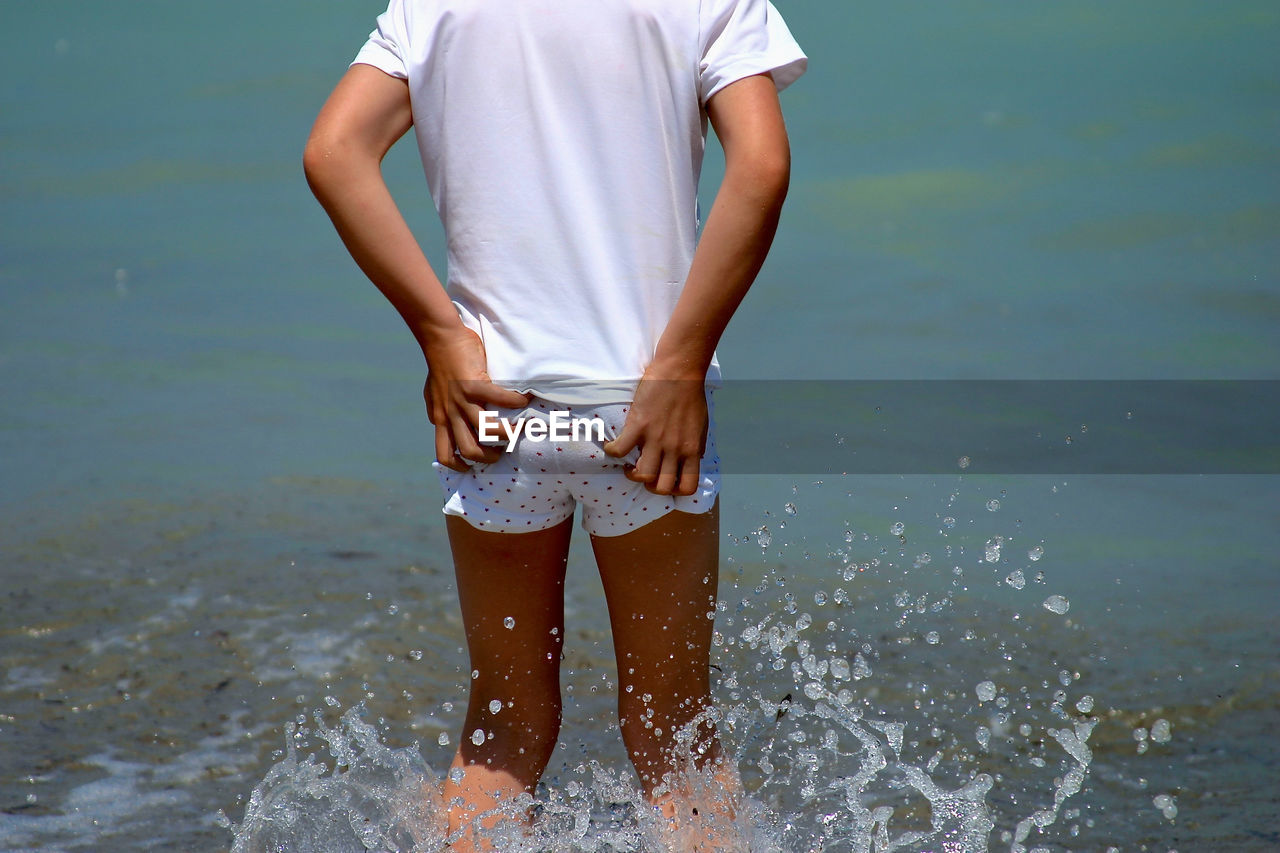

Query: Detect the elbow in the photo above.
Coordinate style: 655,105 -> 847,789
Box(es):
302,126 -> 364,198
302,133 -> 337,195
728,143 -> 791,211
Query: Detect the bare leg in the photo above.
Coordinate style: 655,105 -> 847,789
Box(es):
590,502 -> 744,847
442,515 -> 572,851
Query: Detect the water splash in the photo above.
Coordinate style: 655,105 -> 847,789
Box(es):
226,708 -> 443,853
227,485 -> 1098,852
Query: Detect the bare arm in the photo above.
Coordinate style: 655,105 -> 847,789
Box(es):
604,73 -> 792,495
303,64 -> 527,469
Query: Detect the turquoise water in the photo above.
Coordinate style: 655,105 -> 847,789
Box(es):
2,1 -> 1277,850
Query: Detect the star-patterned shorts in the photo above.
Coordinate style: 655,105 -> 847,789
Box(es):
434,395 -> 720,537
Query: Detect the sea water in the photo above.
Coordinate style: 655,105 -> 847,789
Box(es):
2,0 -> 1278,850
5,473 -> 1275,850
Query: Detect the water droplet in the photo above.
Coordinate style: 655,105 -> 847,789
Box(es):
1150,718 -> 1172,743
830,657 -> 851,680
986,499 -> 1001,512
323,695 -> 340,708
437,732 -> 450,746
1005,570 -> 1025,590
1153,794 -> 1177,820
958,456 -> 971,469
756,526 -> 772,548
784,502 -> 797,516
843,528 -> 854,543
409,649 -> 423,661
913,552 -> 931,568
942,516 -> 956,529
814,591 -> 827,606
975,680 -> 997,702
470,728 -> 486,746
890,521 -> 905,536
925,631 -> 940,645
984,537 -> 1003,563
503,616 -> 515,630
1043,594 -> 1070,615
1075,695 -> 1094,713
449,767 -> 465,783
386,603 -> 399,616
489,699 -> 503,715
1028,545 -> 1045,561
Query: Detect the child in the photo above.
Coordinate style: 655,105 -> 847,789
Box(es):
304,0 -> 804,848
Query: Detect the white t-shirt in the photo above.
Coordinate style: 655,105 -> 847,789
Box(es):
353,0 -> 806,404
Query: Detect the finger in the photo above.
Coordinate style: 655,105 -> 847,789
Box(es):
625,444 -> 660,485
674,455 -> 701,497
467,382 -> 532,411
603,421 -> 640,459
648,452 -> 681,496
435,424 -> 469,472
456,401 -> 509,462
450,410 -> 503,465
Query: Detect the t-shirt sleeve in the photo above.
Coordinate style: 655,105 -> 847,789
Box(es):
699,0 -> 807,103
351,0 -> 409,80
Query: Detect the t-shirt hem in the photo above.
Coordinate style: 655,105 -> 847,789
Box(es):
703,53 -> 807,103
350,47 -> 407,80
497,371 -> 723,407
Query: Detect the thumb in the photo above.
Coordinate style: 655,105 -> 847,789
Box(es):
602,421 -> 639,459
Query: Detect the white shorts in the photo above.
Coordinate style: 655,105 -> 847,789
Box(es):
434,395 -> 720,537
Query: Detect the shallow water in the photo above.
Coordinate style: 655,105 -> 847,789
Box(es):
2,0 -> 1278,850
4,476 -> 1277,850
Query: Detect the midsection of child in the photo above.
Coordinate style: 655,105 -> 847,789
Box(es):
438,394 -> 720,537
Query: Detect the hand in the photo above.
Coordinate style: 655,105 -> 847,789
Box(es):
603,372 -> 707,497
423,327 -> 530,471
